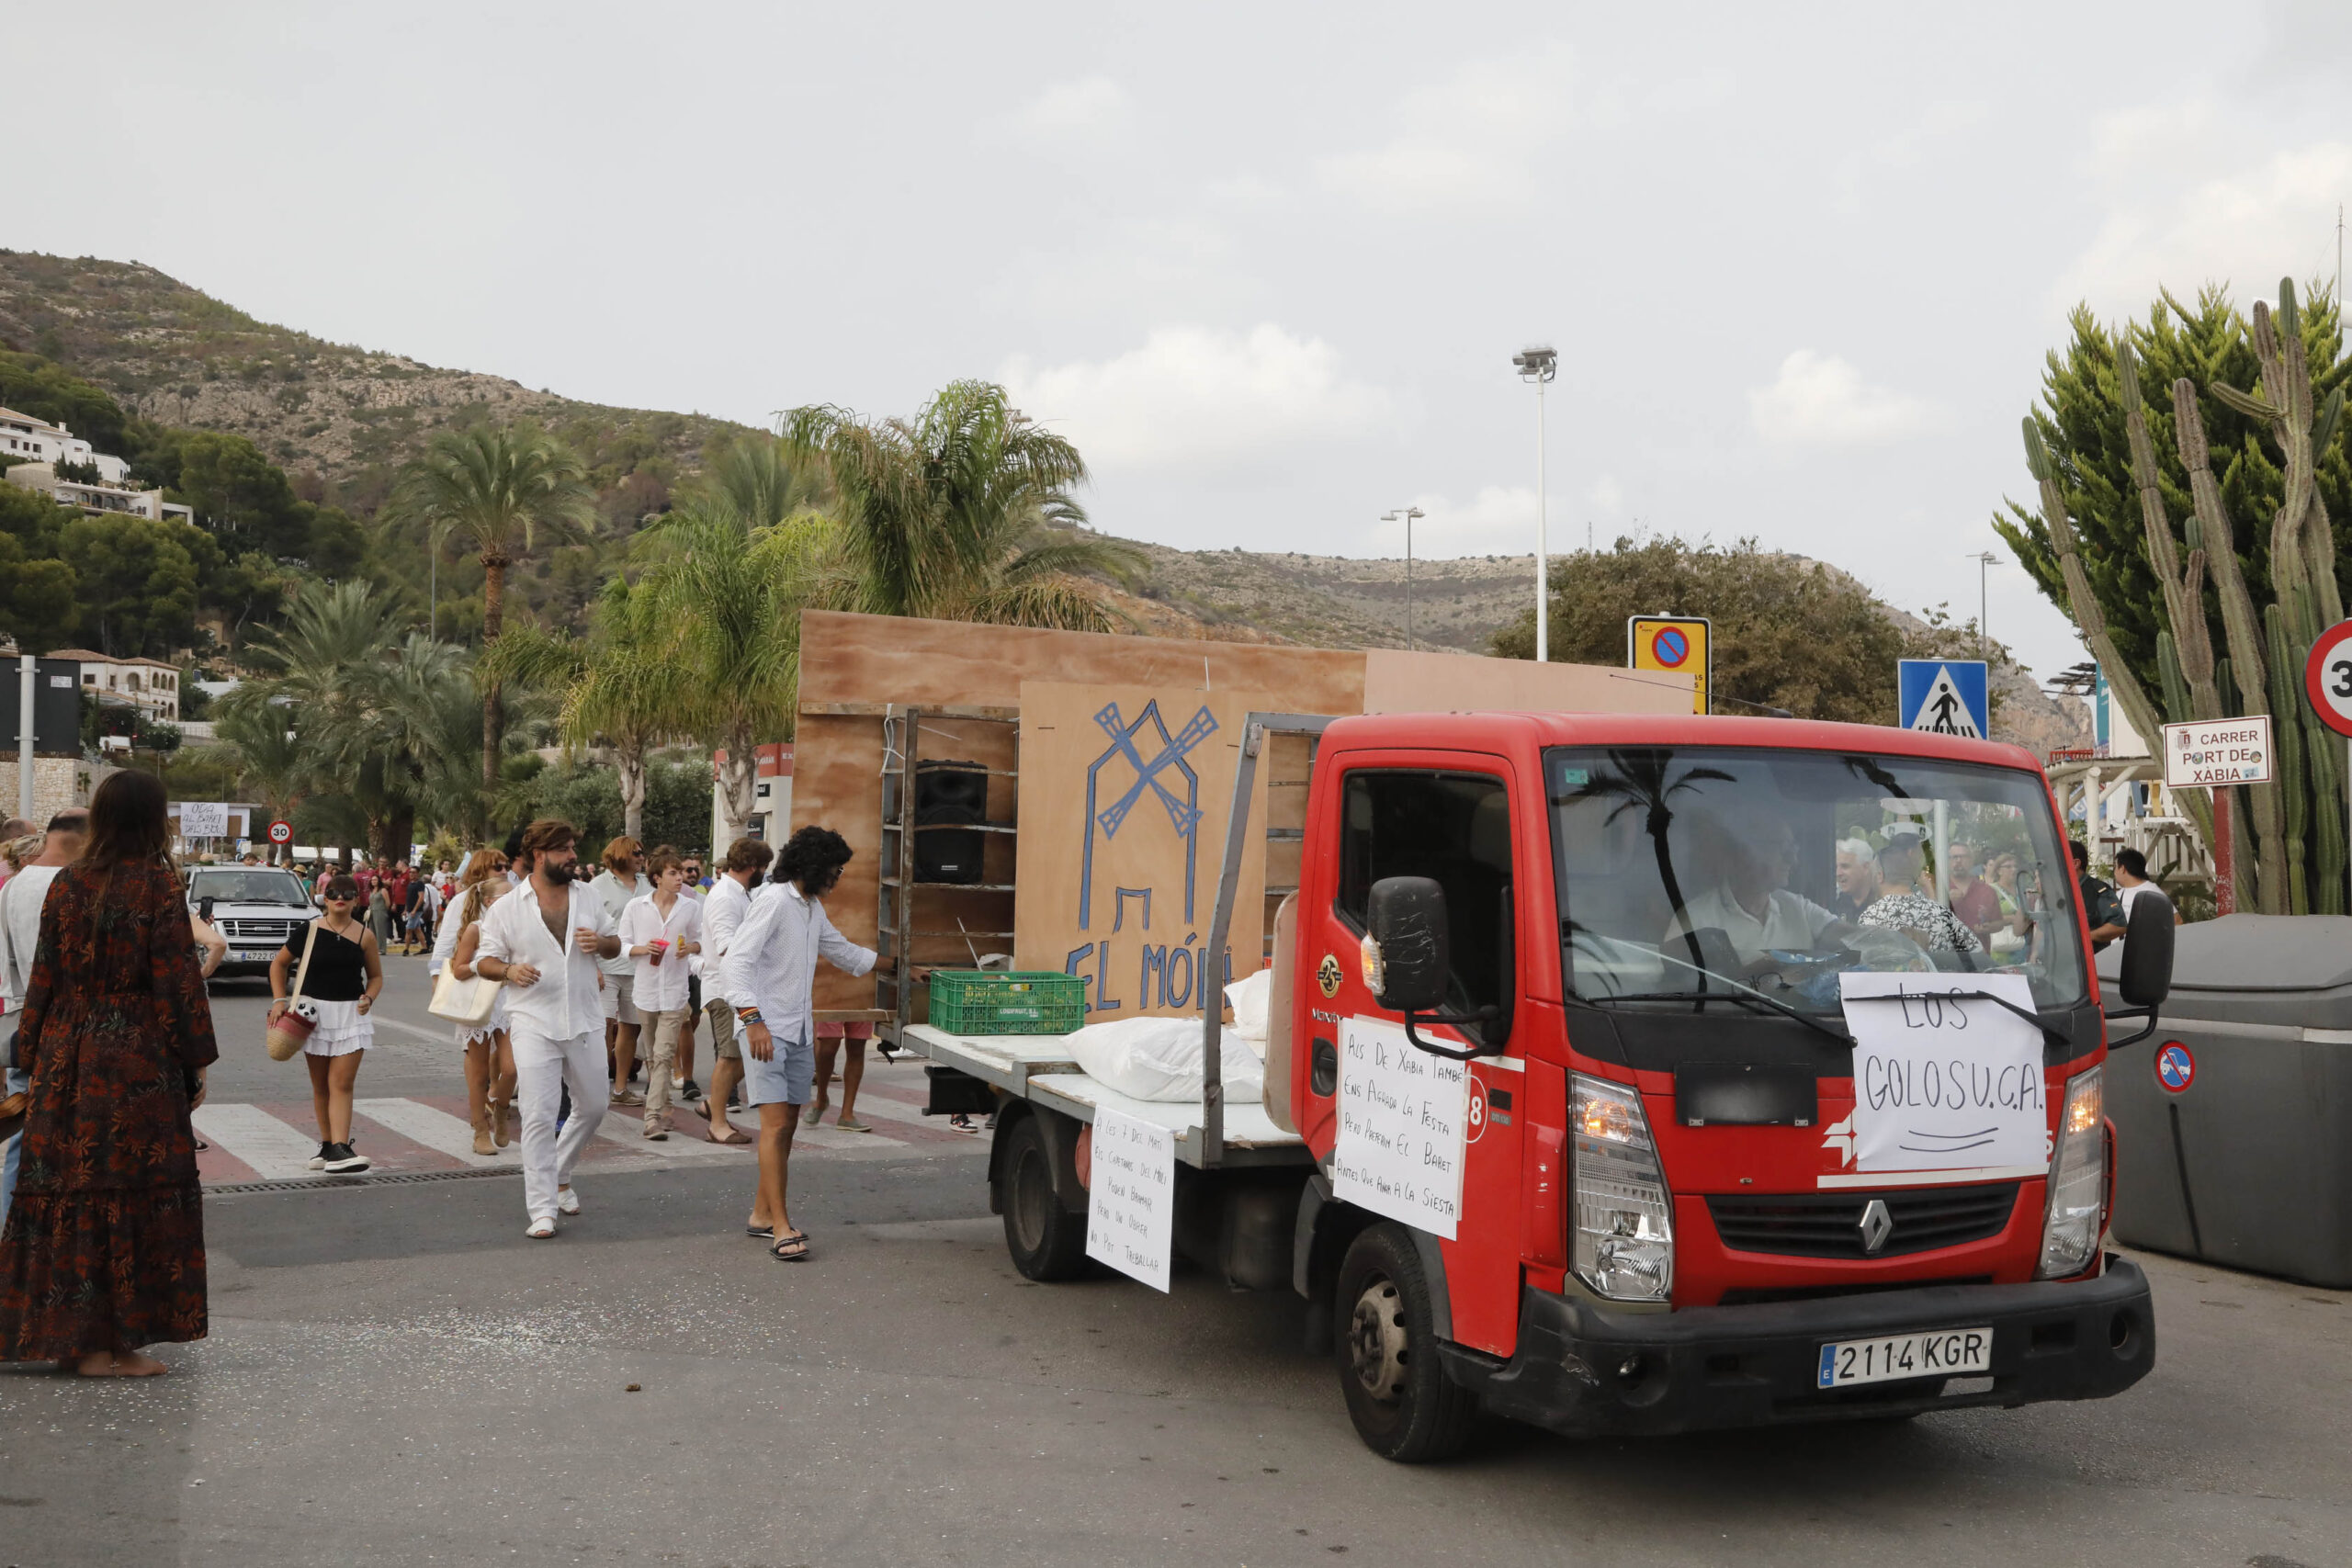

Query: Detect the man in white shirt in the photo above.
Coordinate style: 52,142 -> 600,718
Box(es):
1,809 -> 89,1232
474,819 -> 623,1238
695,838 -> 774,1145
720,827 -> 874,1260
1663,820 -> 1843,966
618,849 -> 703,1141
590,839 -> 650,1110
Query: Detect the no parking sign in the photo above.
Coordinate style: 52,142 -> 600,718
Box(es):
1627,615 -> 1710,715
2154,1042 -> 2196,1094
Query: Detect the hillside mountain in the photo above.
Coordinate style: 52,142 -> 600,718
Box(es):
0,250 -> 2086,753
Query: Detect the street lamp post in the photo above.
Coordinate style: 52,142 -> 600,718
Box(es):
1512,345 -> 1559,662
1973,550 -> 2000,659
1381,506 -> 1426,650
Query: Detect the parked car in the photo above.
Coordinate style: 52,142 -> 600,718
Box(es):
187,865 -> 320,979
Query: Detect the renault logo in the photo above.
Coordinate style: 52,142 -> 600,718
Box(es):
1859,1198 -> 1894,1256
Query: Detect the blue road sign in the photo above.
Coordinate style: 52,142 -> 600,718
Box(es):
1898,660 -> 1990,739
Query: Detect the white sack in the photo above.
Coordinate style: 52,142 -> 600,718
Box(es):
1069,1014 -> 1264,1104
1224,967 -> 1272,1043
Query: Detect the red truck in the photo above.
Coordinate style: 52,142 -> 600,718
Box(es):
910,710 -> 2175,1461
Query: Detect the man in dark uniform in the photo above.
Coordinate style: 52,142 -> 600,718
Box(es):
2070,840 -> 2126,951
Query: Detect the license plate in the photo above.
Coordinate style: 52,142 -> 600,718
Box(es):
233,950 -> 272,963
1816,1326 -> 1991,1389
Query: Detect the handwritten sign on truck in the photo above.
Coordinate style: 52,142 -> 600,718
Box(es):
1331,1015 -> 1470,1238
1086,1106 -> 1175,1292
2161,715 -> 2274,788
1838,971 -> 2048,1176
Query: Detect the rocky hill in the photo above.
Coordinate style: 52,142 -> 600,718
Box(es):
0,250 -> 2086,753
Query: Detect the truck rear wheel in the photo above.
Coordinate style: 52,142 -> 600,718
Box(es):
1334,1224 -> 1477,1462
997,1114 -> 1089,1281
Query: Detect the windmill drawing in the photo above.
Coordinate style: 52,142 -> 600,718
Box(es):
1080,699 -> 1218,928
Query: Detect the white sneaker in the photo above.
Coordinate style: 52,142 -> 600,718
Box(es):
556,1188 -> 581,1215
526,1216 -> 556,1239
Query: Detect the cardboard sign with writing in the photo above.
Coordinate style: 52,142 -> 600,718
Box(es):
1838,971 -> 2047,1175
1017,682 -> 1276,1020
1086,1105 -> 1175,1292
1329,1015 -> 1470,1238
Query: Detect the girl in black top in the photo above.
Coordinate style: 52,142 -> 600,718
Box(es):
269,874 -> 382,1173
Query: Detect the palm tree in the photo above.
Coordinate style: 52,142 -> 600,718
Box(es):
780,380 -> 1142,631
214,701 -> 311,865
632,498 -> 826,843
482,577 -> 690,840
386,425 -> 596,793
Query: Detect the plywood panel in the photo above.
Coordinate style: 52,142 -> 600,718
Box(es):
1363,648 -> 1693,716
798,610 -> 1367,714
1015,681 -> 1284,1020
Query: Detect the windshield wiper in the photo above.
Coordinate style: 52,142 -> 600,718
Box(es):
1580,989 -> 1854,1046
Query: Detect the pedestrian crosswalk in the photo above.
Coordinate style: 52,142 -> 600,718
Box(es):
192,1074 -> 986,1189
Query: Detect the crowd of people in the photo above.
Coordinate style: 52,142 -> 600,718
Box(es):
0,783 -> 885,1376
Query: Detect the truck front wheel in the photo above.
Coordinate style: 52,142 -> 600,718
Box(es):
1334,1224 -> 1477,1462
997,1114 -> 1089,1281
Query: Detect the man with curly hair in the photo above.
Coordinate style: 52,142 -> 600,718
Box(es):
719,826 -> 875,1261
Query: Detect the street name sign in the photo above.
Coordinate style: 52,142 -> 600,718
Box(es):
2161,716 -> 2274,787
1897,660 -> 1989,739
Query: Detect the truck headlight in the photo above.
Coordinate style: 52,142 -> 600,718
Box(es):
1570,1073 -> 1674,1302
2037,1066 -> 2105,1279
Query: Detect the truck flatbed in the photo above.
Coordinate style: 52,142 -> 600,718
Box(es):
901,1024 -> 1310,1168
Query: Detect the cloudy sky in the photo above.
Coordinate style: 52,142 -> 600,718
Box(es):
15,2 -> 2352,676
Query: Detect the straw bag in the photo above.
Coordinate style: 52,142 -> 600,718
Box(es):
266,920 -> 322,1061
429,943 -> 500,1027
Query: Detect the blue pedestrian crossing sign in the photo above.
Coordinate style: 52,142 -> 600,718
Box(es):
1898,660 -> 1989,739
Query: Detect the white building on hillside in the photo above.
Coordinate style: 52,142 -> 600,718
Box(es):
46,649 -> 182,722
0,407 -> 126,479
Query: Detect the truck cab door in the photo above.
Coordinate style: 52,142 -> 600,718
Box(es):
1298,751 -> 1530,1357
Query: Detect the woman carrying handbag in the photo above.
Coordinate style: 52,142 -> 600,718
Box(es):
269,874 -> 380,1174
430,852 -> 516,1156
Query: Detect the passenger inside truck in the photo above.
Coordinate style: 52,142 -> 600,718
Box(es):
1549,746 -> 2086,1021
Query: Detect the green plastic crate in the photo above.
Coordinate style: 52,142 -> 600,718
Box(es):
927,970 -> 1086,1035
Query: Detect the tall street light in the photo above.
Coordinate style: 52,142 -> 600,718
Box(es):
1973,549 -> 2001,660
1513,345 -> 1558,661
1381,506 -> 1426,650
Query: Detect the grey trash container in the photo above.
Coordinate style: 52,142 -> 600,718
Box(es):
2098,914 -> 2352,1288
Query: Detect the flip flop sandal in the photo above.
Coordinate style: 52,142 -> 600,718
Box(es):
747,1223 -> 775,1239
768,1232 -> 809,1262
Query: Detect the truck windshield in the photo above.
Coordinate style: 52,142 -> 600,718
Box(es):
187,869 -> 309,908
1548,746 -> 2088,1017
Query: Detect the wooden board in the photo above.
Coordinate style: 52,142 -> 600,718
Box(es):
1362,648 -> 1694,715
1014,681 -> 1282,1020
797,609 -> 1368,712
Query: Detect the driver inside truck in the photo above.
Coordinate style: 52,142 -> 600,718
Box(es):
1661,815 -> 1848,964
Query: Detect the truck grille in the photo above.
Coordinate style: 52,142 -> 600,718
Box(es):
218,918 -> 303,945
1707,1184 -> 2020,1260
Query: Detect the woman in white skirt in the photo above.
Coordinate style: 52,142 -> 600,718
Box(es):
269,873 -> 381,1174
436,852 -> 518,1156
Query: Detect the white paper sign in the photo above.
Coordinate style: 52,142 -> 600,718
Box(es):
175,802 -> 230,837
1838,972 -> 2047,1175
1329,1015 -> 1469,1239
1086,1105 -> 1174,1292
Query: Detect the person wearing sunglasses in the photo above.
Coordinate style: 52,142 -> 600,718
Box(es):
270,874 -> 382,1174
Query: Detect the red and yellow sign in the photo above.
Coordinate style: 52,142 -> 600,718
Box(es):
1627,615 -> 1710,715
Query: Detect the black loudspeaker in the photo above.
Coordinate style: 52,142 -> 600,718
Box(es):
915,761 -> 989,825
916,829 -> 986,885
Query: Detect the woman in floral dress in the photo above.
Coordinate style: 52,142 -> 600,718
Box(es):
0,770 -> 216,1377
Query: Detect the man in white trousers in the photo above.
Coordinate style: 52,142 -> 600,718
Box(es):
474,818 -> 623,1238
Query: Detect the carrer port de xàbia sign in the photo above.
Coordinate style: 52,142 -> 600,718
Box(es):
2161,716 -> 2274,789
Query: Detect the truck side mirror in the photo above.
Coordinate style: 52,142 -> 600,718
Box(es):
2117,890 -> 2175,1009
1367,875 -> 1450,1014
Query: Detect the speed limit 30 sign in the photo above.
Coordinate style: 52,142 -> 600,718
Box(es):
2306,620 -> 2352,739
267,819 -> 294,846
